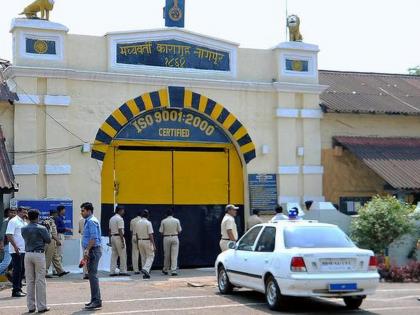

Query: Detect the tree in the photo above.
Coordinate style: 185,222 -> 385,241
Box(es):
408,66 -> 420,75
350,195 -> 416,254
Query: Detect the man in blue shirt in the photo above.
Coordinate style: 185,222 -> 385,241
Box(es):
80,202 -> 102,310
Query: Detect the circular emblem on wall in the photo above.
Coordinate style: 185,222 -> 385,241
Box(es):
169,0 -> 183,21
291,60 -> 304,71
34,40 -> 48,54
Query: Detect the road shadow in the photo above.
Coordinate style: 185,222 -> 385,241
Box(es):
218,289 -> 381,314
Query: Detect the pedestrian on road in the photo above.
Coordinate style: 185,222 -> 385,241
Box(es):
55,205 -> 72,266
6,207 -> 28,297
220,204 -> 239,252
247,209 -> 263,230
21,209 -> 51,313
81,202 -> 103,310
134,210 -> 156,280
129,211 -> 141,275
0,208 -> 16,276
269,205 -> 288,222
78,216 -> 88,279
109,205 -> 128,276
44,209 -> 69,278
159,208 -> 182,276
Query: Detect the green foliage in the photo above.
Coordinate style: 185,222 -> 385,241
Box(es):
408,66 -> 420,75
350,195 -> 416,254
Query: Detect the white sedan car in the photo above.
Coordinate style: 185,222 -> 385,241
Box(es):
215,220 -> 379,311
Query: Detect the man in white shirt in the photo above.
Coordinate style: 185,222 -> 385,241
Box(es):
108,205 -> 128,276
220,204 -> 239,252
6,207 -> 28,297
270,205 -> 288,222
247,209 -> 263,230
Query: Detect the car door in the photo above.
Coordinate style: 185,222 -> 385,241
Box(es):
248,226 -> 277,292
227,226 -> 263,288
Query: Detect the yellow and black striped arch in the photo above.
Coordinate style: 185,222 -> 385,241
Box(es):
91,86 -> 256,163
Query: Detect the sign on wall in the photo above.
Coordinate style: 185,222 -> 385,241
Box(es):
116,39 -> 230,71
164,0 -> 185,28
15,200 -> 73,235
116,108 -> 230,144
248,174 -> 278,213
26,38 -> 57,55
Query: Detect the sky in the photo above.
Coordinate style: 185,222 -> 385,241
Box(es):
0,0 -> 419,74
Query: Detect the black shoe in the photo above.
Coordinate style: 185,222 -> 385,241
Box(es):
109,273 -> 118,277
162,270 -> 168,275
45,274 -> 53,279
143,274 -> 151,280
12,291 -> 26,297
171,272 -> 178,276
37,308 -> 50,313
28,310 -> 36,313
134,272 -> 140,275
119,273 -> 130,276
83,275 -> 89,280
85,303 -> 102,310
58,271 -> 70,277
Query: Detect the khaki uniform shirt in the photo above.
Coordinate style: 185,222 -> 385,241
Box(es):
159,216 -> 182,235
221,214 -> 238,241
247,214 -> 263,230
109,213 -> 124,235
134,218 -> 153,239
46,216 -> 58,238
130,216 -> 141,239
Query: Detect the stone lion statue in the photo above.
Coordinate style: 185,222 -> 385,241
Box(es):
287,14 -> 303,42
20,0 -> 55,20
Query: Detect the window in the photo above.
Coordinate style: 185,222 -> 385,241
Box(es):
237,226 -> 263,251
339,197 -> 371,214
284,226 -> 355,249
255,227 -> 276,252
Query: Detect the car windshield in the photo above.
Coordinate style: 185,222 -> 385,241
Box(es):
284,226 -> 355,248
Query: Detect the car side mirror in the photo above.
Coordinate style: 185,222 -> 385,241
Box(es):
227,241 -> 236,250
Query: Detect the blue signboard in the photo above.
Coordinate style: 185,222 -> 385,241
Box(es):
16,200 -> 73,235
26,38 -> 56,55
117,39 -> 230,71
116,108 -> 230,144
248,174 -> 278,213
164,0 -> 185,28
286,59 -> 308,72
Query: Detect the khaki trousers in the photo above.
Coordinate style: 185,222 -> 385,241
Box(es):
219,239 -> 229,252
131,237 -> 140,272
138,240 -> 154,273
45,242 -> 64,274
110,236 -> 127,273
56,233 -> 64,263
24,252 -> 47,311
163,236 -> 179,272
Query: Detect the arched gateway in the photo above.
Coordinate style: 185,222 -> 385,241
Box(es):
91,86 -> 256,267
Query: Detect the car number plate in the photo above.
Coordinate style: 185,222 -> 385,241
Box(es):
328,283 -> 358,292
320,258 -> 355,271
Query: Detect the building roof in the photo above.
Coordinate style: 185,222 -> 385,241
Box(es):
334,136 -> 420,190
0,126 -> 17,193
319,70 -> 420,115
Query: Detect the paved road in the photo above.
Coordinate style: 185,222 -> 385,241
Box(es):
0,269 -> 419,314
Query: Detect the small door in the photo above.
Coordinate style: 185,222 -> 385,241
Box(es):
115,149 -> 173,204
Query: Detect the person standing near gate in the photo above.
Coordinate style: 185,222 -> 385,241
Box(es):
44,209 -> 69,278
134,210 -> 156,280
21,209 -> 51,313
81,202 -> 102,310
55,205 -> 72,265
129,211 -> 141,275
6,207 -> 28,297
159,209 -> 182,276
220,204 -> 239,252
109,205 -> 128,276
247,209 -> 263,230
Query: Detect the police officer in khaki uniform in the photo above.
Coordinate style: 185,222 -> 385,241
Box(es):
133,210 -> 156,279
129,211 -> 141,274
44,210 -> 68,278
247,209 -> 263,230
159,209 -> 182,276
108,205 -> 128,276
220,204 -> 239,252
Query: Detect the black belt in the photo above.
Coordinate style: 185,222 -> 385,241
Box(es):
221,238 -> 230,241
111,234 -> 120,236
27,250 -> 44,253
164,235 -> 178,237
138,238 -> 150,240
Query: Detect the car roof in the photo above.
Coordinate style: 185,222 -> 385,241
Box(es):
255,220 -> 339,229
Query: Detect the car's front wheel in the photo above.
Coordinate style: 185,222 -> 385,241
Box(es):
343,296 -> 364,309
265,275 -> 287,310
217,266 -> 233,294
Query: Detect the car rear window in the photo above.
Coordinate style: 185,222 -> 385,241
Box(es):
283,226 -> 355,248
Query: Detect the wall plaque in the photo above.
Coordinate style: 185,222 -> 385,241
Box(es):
248,174 -> 278,213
